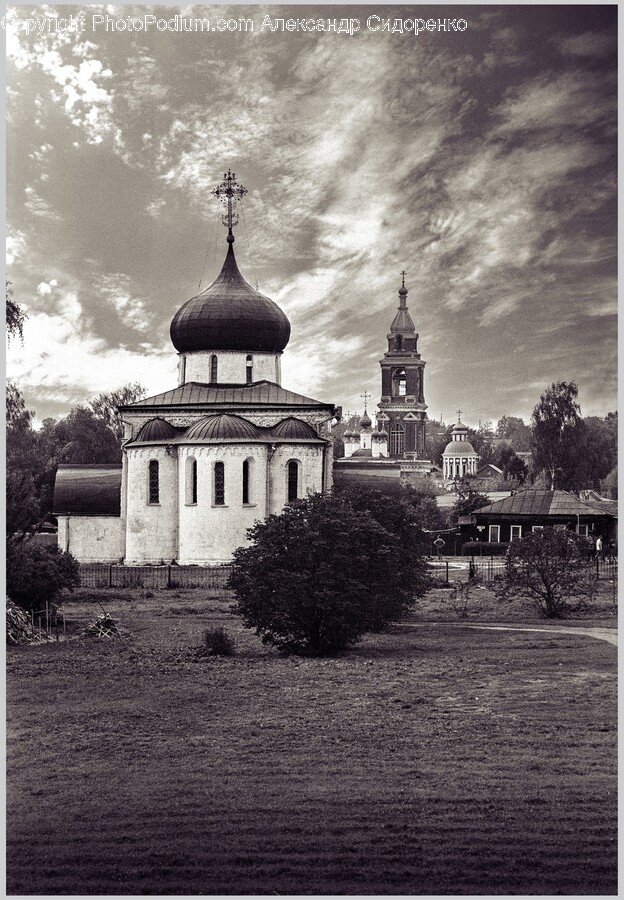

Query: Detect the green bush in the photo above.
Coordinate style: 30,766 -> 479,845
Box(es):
6,540 -> 80,612
462,541 -> 509,556
229,492 -> 430,656
202,626 -> 235,656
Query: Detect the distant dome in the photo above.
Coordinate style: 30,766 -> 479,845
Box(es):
443,440 -> 478,455
170,241 -> 290,353
271,418 -> 319,440
185,414 -> 261,441
134,418 -> 178,442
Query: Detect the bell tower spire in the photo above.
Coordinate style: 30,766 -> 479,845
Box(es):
377,271 -> 428,459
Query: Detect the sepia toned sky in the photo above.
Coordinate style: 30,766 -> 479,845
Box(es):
6,4 -> 617,428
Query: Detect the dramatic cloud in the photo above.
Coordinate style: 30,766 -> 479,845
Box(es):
6,4 -> 617,429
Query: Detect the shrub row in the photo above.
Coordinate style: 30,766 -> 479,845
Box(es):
462,541 -> 509,556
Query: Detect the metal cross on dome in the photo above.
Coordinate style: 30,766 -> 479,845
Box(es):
360,389 -> 372,412
212,170 -> 248,231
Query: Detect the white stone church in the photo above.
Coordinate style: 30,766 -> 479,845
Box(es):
53,172 -> 336,565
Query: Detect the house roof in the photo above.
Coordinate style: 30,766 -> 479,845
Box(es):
53,465 -> 122,516
120,380 -> 332,412
476,463 -> 503,476
473,489 -> 617,519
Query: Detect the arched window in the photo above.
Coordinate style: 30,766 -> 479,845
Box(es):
148,460 -> 159,504
287,460 -> 299,502
392,368 -> 407,397
390,424 -> 404,457
246,354 -> 253,385
210,354 -> 218,383
242,459 -> 252,505
213,461 -> 225,506
186,457 -> 197,505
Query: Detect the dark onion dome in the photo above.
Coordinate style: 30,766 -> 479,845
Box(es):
170,239 -> 291,353
53,465 -> 121,516
271,417 -> 319,440
185,413 -> 261,441
359,411 -> 372,428
343,429 -> 354,439
371,429 -> 381,439
379,428 -> 389,437
134,417 -> 178,442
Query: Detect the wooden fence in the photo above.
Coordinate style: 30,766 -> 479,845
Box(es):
78,564 -> 233,589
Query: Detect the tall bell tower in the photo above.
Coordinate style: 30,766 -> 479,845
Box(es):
377,272 -> 427,458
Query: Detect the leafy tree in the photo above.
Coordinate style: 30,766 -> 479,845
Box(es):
336,483 -> 443,542
449,481 -> 490,526
495,415 -> 532,451
426,420 -> 453,467
600,465 -> 617,500
496,528 -> 596,618
493,444 -> 528,484
531,381 -> 583,490
571,416 -> 618,491
6,382 -> 46,538
90,382 -> 146,442
47,406 -> 123,464
229,493 -> 430,656
6,542 -> 80,613
6,280 -> 26,342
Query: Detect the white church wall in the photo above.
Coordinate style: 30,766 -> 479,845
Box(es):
176,443 -> 268,565
57,515 -> 123,563
269,444 -> 326,514
125,447 -> 178,564
182,350 -> 281,386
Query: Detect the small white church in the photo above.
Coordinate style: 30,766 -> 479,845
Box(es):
53,172 -> 337,565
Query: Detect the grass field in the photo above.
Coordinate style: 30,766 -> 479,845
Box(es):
6,587 -> 617,895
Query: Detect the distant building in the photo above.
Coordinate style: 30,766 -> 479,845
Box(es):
441,416 -> 479,481
334,273 -> 437,490
459,489 -> 617,546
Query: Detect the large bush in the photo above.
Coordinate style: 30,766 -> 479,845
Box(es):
6,541 -> 80,612
496,528 -> 596,618
229,492 -> 430,656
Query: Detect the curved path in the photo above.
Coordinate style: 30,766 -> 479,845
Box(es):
401,622 -> 617,646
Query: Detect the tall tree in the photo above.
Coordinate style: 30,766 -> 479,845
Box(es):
6,280 -> 26,342
495,415 -> 532,451
571,416 -> 618,491
47,406 -> 123,465
90,382 -> 146,442
531,382 -> 583,490
6,382 -> 45,539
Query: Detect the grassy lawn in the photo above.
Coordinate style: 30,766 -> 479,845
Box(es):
7,587 -> 617,895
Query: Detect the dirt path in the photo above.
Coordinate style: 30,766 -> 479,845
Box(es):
402,622 -> 618,646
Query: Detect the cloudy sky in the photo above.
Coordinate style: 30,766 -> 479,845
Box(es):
6,4 -> 617,429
